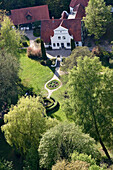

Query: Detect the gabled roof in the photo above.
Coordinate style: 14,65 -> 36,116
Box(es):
74,4 -> 85,19
54,25 -> 68,31
41,19 -> 82,43
69,0 -> 89,8
10,5 -> 50,25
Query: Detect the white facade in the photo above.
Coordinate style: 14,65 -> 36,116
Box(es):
51,26 -> 73,49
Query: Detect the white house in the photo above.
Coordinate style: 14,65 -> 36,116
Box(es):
50,26 -> 73,49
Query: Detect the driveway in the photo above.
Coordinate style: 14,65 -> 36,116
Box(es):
24,30 -> 38,40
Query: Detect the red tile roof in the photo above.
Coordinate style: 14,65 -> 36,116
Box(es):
41,19 -> 82,43
10,5 -> 50,25
74,4 -> 85,19
70,0 -> 89,8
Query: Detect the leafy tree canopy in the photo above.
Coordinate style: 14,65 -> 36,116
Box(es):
83,0 -> 111,39
0,15 -> 23,57
0,50 -> 19,111
38,122 -> 100,169
61,46 -> 92,72
64,56 -> 113,159
1,96 -> 47,154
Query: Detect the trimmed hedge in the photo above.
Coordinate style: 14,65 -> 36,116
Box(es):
43,97 -> 59,115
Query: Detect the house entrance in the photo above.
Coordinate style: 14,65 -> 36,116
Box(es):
61,43 -> 64,48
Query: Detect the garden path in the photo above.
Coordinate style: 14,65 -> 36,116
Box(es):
44,59 -> 62,98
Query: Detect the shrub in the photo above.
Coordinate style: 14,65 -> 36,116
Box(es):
52,160 -> 90,170
35,38 -> 41,43
71,151 -> 96,166
27,47 -> 42,59
41,40 -> 47,60
22,42 -> 29,47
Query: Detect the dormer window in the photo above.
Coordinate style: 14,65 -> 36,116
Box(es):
26,11 -> 32,20
26,15 -> 32,20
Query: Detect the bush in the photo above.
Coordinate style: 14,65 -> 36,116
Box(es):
27,47 -> 42,59
35,38 -> 41,43
22,42 -> 29,47
46,59 -> 52,66
71,151 -> 96,166
52,160 -> 90,170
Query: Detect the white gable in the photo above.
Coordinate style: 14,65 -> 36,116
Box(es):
54,26 -> 68,31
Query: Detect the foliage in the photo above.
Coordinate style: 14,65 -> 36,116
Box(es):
65,56 -> 113,159
35,38 -> 41,43
61,46 -> 92,72
0,50 -> 19,111
89,164 -> 105,170
83,0 -> 111,39
38,122 -> 100,169
0,15 -> 23,57
1,96 -> 46,154
27,46 -> 42,59
71,151 -> 96,166
23,147 -> 38,170
0,159 -> 13,170
92,46 -> 111,66
41,39 -> 47,60
52,160 -> 90,170
71,39 -> 75,51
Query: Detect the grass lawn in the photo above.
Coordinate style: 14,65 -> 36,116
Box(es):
51,75 -> 68,121
19,49 -> 54,96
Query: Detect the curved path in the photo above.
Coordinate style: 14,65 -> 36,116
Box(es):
44,60 -> 62,98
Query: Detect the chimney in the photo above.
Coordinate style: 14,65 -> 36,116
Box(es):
52,16 -> 54,23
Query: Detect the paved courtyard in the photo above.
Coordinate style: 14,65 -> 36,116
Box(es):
46,49 -> 71,57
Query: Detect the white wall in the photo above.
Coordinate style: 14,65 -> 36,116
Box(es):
51,26 -> 73,49
70,7 -> 73,13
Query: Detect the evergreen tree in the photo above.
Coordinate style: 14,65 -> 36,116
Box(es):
41,39 -> 47,60
71,39 -> 75,51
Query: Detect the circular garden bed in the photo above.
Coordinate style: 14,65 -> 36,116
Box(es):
47,80 -> 60,90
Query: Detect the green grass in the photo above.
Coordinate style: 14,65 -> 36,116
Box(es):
51,75 -> 68,121
19,50 -> 54,96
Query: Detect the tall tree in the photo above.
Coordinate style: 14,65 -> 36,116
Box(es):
65,56 -> 113,160
0,50 -> 19,111
0,15 -> 22,57
83,0 -> 111,39
1,96 -> 46,154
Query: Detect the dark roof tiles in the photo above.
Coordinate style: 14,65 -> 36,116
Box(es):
41,19 -> 82,43
10,5 -> 50,25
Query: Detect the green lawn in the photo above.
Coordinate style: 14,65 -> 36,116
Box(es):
19,50 -> 54,96
51,75 -> 68,121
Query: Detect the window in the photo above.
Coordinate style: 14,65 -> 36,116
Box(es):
58,36 -> 61,40
63,36 -> 66,40
67,43 -> 70,47
26,15 -> 32,20
57,43 -> 59,47
53,43 -> 56,47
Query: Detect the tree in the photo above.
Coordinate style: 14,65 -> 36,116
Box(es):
71,39 -> 75,51
65,56 -> 113,160
0,50 -> 19,111
0,15 -> 23,57
1,96 -> 46,154
38,122 -> 100,169
83,0 -> 111,39
61,46 -> 92,72
41,39 -> 47,60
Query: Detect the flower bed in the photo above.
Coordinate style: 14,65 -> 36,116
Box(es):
47,80 -> 60,90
